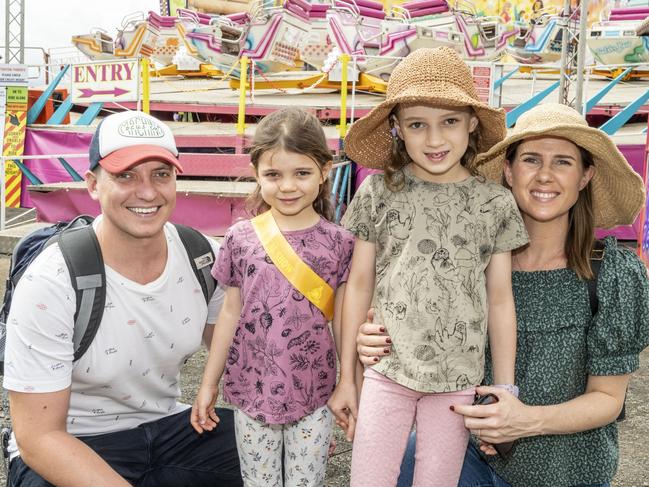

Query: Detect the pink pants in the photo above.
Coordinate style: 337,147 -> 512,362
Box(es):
351,368 -> 475,487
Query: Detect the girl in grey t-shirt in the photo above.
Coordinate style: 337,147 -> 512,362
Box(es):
328,47 -> 528,487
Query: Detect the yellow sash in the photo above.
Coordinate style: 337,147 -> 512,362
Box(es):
251,211 -> 335,320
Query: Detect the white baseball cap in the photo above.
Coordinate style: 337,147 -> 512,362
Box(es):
88,111 -> 183,173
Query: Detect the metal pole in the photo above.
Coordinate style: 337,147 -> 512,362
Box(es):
237,57 -> 248,136
4,2 -> 10,62
574,0 -> 589,114
19,0 -> 24,63
339,54 -> 350,140
558,0 -> 572,104
141,58 -> 151,114
4,0 -> 25,63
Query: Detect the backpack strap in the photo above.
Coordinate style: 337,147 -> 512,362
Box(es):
586,239 -> 628,422
56,225 -> 106,362
174,224 -> 216,304
587,239 -> 605,316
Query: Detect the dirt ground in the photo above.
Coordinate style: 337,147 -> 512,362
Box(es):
0,253 -> 648,486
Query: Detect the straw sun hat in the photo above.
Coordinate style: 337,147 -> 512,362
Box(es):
344,47 -> 506,169
474,103 -> 645,229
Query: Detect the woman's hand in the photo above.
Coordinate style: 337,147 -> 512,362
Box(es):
452,385 -> 540,445
356,309 -> 392,366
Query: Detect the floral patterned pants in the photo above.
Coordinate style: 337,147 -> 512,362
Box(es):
233,406 -> 333,487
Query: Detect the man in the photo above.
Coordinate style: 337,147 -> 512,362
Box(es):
3,111 -> 242,486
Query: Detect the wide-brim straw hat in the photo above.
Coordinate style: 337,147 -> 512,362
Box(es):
474,103 -> 645,229
344,47 -> 506,169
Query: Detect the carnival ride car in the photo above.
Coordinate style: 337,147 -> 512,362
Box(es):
186,0 -> 311,74
505,4 -> 649,70
319,0 -> 519,79
408,0 -> 519,61
72,0 -> 520,80
72,10 -> 202,66
587,6 -> 649,66
505,6 -> 567,64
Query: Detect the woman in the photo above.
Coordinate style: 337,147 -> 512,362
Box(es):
354,103 -> 649,487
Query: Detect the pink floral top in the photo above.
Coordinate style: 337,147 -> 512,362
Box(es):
212,218 -> 354,424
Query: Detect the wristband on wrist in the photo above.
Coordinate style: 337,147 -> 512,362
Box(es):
494,383 -> 519,397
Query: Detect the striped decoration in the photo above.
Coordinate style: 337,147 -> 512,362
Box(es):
2,110 -> 27,208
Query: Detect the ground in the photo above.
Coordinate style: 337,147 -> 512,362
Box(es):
0,253 -> 648,485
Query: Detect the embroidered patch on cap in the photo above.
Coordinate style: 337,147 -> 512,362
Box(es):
118,116 -> 166,139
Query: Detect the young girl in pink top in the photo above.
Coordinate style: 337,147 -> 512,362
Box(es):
191,107 -> 354,487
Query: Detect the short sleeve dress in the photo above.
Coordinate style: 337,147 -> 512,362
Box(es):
212,218 -> 354,425
483,237 -> 649,486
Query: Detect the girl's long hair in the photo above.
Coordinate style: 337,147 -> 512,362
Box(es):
384,104 -> 482,192
505,141 -> 595,280
247,108 -> 334,221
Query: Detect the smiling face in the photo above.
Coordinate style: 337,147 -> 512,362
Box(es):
504,136 -> 594,227
255,148 -> 331,229
86,160 -> 176,243
393,104 -> 478,183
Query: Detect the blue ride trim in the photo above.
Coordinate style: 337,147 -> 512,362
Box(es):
27,65 -> 70,125
11,160 -> 43,186
506,81 -> 559,127
494,67 -> 520,90
47,95 -> 73,125
599,90 -> 649,135
585,68 -> 633,114
525,20 -> 556,53
335,163 -> 351,224
76,102 -> 104,126
57,158 -> 84,182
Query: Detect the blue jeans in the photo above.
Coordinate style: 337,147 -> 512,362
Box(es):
8,408 -> 242,487
456,441 -> 513,487
397,432 -> 611,487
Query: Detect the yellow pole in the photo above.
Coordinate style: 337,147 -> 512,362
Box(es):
339,54 -> 350,139
237,57 -> 249,136
141,58 -> 150,114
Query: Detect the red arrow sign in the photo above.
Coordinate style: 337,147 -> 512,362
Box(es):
78,87 -> 130,98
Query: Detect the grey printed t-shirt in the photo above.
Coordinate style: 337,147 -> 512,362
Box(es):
342,169 -> 528,392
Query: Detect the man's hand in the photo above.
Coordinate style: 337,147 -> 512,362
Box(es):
190,384 -> 221,434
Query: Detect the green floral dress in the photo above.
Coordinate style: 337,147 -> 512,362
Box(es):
483,237 -> 649,486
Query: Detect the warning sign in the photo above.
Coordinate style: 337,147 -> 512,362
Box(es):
5,86 -> 28,111
0,90 -> 5,151
0,64 -> 28,87
2,85 -> 27,208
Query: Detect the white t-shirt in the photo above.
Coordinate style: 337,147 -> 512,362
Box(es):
3,218 -> 223,449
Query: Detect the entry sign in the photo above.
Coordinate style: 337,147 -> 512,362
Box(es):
71,60 -> 139,103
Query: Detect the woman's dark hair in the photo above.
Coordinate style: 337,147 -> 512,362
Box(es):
505,139 -> 595,280
247,108 -> 334,221
384,104 -> 481,192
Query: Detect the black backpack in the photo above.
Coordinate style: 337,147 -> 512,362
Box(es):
0,215 -> 217,375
